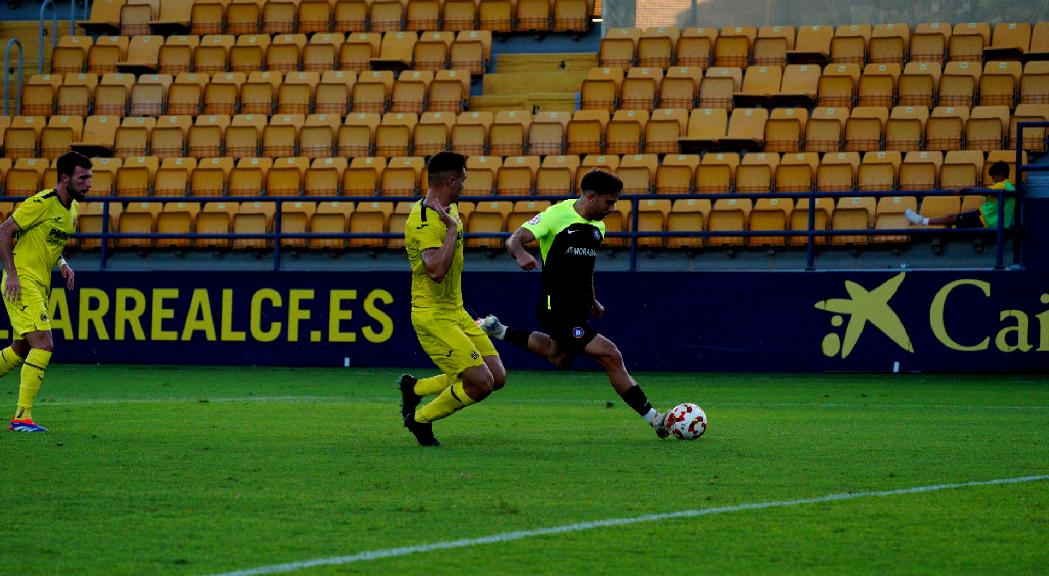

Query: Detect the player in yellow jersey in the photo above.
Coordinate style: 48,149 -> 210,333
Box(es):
399,151 -> 506,446
1,151 -> 91,433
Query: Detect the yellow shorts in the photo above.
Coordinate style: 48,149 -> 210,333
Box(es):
3,276 -> 51,337
411,307 -> 498,377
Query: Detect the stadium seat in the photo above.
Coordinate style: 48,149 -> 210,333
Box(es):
1020,62 -> 1049,105
965,106 -> 1009,152
515,0 -> 551,33
116,155 -> 159,197
844,106 -> 887,153
340,33 -> 382,72
267,157 -> 309,196
114,116 -> 155,158
536,155 -> 580,196
190,157 -> 234,196
304,33 -> 343,72
167,73 -> 208,116
497,156 -> 540,196
56,73 -> 97,117
899,150 -> 943,191
375,112 -> 418,157
155,201 -> 200,248
898,61 -> 940,108
6,116 -> 46,159
606,110 -> 647,155
634,198 -> 671,248
719,107 -> 768,151
1010,104 -> 1049,152
21,74 -> 60,117
301,114 -> 341,158
231,201 -> 275,249
580,67 -> 624,112
666,198 -> 710,249
116,35 -> 163,75
654,154 -> 698,195
413,32 -> 453,71
338,113 -> 381,157
714,26 -> 756,69
616,153 -> 657,195
120,0 -> 157,37
154,157 -> 195,196
150,115 -> 193,159
1026,22 -> 1049,60
127,73 -> 171,117
940,150 -> 984,190
804,107 -> 848,153
227,157 -> 271,197
429,70 -> 469,113
817,63 -> 859,109
752,25 -> 794,67
193,34 -> 233,75
464,155 -> 499,196
763,108 -> 807,153
857,150 -> 901,194
374,31 -> 418,69
71,115 -> 120,157
353,71 -> 395,114
226,0 -> 262,35
775,64 -> 822,107
190,1 -> 225,36
984,22 -> 1032,61
465,201 -> 511,248
118,201 -> 162,248
88,157 -> 121,196
443,0 -> 478,32
599,28 -> 640,69
872,195 -> 917,244
659,66 -> 702,110
229,34 -> 270,74
413,112 -> 455,157
869,23 -> 909,65
158,35 -> 196,75
266,34 -> 306,74
817,151 -> 860,192
195,201 -> 237,248
240,71 -> 280,116
696,66 -> 740,110
621,67 -> 661,111
909,22 -> 950,64
478,0 -> 512,33
490,111 -> 530,156
638,27 -> 679,69
451,31 -> 492,75
381,156 -> 425,196
316,70 -> 357,115
528,111 -> 570,156
775,152 -> 819,193
87,36 -> 129,75
350,201 -> 393,249
734,65 -> 781,108
51,36 -> 92,75
391,70 -> 434,114
304,157 -> 347,196
788,24 -> 833,65
566,110 -> 609,156
278,200 -> 316,248
735,152 -> 778,194
39,116 -> 81,161
452,111 -> 493,156
678,107 -> 727,151
94,72 -> 134,117
386,201 -> 416,250
979,61 -> 1021,108
296,0 -> 333,34
857,63 -> 900,108
750,195 -> 793,247
948,22 -> 990,63
5,158 -> 49,197
78,200 -> 122,250
225,114 -> 267,158
830,194 -> 875,245
939,61 -> 980,108
707,196 -> 750,247
262,114 -> 305,158
343,156 -> 385,196
507,200 -> 551,232
830,24 -> 870,66
333,0 -> 367,33
676,27 -> 716,69
695,152 -> 738,193
885,106 -> 928,152
925,106 -> 969,151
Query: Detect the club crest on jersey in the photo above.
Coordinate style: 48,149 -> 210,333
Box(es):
470,351 -> 480,360
572,327 -> 585,338
528,214 -> 541,225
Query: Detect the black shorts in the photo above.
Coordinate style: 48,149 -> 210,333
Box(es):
955,210 -> 984,228
537,300 -> 598,354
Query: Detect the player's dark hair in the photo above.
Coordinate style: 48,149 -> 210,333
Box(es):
57,151 -> 92,178
580,169 -> 623,196
989,161 -> 1010,180
426,151 -> 467,185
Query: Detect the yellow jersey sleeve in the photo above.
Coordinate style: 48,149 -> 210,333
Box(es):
11,193 -> 50,231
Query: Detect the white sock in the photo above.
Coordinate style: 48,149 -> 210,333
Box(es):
643,408 -> 661,428
904,208 -> 929,226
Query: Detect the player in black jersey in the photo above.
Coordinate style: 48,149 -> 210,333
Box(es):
477,170 -> 670,438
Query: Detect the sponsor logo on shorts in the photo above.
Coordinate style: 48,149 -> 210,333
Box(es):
572,327 -> 585,338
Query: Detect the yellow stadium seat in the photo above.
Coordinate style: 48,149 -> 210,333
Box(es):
316,70 -> 356,115
869,23 -> 909,65
343,156 -> 385,196
261,114 -> 304,158
195,201 -> 237,248
804,107 -> 848,153
658,66 -> 701,110
830,24 -> 870,66
155,201 -> 199,248
386,201 -> 416,250
478,0 -> 512,33
429,69 -> 469,113
118,201 -> 162,248
87,35 -> 129,75
984,22 -> 1031,60
695,152 -> 737,193
752,25 -> 794,67
56,73 -> 97,117
655,153 -> 698,195
451,30 -> 491,75
925,106 -> 969,151
352,70 -> 395,114
114,116 -> 155,158
225,114 -> 266,158
452,111 -> 492,156
666,198 -> 710,249
817,151 -> 860,192
939,61 -> 980,108
305,157 -> 347,196
831,196 -> 875,245
489,111 -> 530,156
464,155 -> 499,196
310,200 -> 351,248
267,157 -> 309,196
465,201 -> 511,248
196,35 -> 235,75
844,106 -> 887,153
41,116 -> 83,160
77,200 -> 122,250
698,66 -> 741,109
979,61 -> 1021,108
497,156 -> 539,196
240,71 -> 279,116
605,110 -> 647,155
349,201 -> 394,249
679,107 -> 727,151
763,107 -> 806,153
948,22 -> 989,63
94,72 -> 134,117
190,157 -> 234,196
637,27 -> 678,68
390,70 -> 433,114
334,0 -> 367,32
1020,61 -> 1049,105
790,197 -> 835,246
339,33 -> 381,72
154,157 -> 195,197
898,61 -> 940,108
300,114 -> 341,158
413,31 -> 453,71
51,36 -> 91,75
714,25 -> 755,69
375,112 -> 418,157
338,112 -> 381,157
900,150 -> 943,191
909,22 -> 949,65
304,33 -> 343,72
857,63 -> 900,108
788,24 -> 833,66
774,64 -> 821,107
566,110 -> 608,156
676,27 -> 716,69
228,157 -> 271,197
885,106 -> 928,152
444,0 -> 478,32
965,106 -> 1009,152
381,156 -> 425,196
116,155 -> 159,198
536,155 -> 580,196
413,111 -> 455,157
817,63 -> 859,109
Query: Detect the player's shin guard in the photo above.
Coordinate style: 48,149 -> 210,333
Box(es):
414,373 -> 457,396
621,384 -> 661,426
504,327 -> 531,350
14,349 -> 51,421
0,347 -> 25,378
414,381 -> 477,423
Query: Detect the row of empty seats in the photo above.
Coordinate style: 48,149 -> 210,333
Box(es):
599,22 -> 1049,71
61,190 -> 994,252
77,0 -> 592,37
0,149 -> 1022,199
18,69 -> 472,118
3,104 -> 1043,163
580,61 -> 1049,112
50,31 -> 492,76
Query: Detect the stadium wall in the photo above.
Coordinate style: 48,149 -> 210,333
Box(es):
27,269 -> 1049,372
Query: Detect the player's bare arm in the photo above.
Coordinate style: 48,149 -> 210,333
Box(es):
58,257 -> 75,290
419,202 -> 458,283
0,217 -> 22,302
506,227 -> 538,270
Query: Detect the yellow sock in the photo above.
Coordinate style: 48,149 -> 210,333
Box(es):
15,349 -> 51,421
414,374 -> 457,396
414,381 -> 478,423
0,346 -> 25,379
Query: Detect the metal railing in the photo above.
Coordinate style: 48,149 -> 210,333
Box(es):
2,39 -> 23,116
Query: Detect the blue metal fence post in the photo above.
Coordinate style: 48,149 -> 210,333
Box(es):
99,200 -> 111,270
628,196 -> 639,272
272,200 -> 284,271
39,0 -> 58,74
805,186 -> 816,270
2,39 -> 23,116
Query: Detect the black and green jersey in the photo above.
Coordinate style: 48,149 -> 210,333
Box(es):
521,200 -> 605,313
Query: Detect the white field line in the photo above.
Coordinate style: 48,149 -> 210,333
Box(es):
209,474 -> 1049,576
44,397 -> 1049,410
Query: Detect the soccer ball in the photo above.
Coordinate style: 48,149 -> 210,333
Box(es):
665,403 -> 707,440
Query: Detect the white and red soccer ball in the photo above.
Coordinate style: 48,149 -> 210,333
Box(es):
665,403 -> 707,440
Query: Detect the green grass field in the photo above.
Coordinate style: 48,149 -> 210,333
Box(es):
1,366 -> 1047,575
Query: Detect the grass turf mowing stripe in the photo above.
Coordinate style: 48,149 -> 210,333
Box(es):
209,474 -> 1049,576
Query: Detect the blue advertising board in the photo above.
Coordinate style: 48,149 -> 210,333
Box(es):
9,270 -> 1048,372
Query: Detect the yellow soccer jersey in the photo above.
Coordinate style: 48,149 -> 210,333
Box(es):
9,189 -> 78,286
404,200 -> 464,310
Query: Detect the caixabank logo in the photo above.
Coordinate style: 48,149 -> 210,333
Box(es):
815,272 -> 1049,359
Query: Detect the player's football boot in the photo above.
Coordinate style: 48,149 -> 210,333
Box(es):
398,373 -> 421,419
9,419 -> 48,433
653,411 -> 670,439
475,315 -> 507,339
403,412 -> 440,447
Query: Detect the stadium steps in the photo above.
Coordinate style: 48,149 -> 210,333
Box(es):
470,52 -> 595,111
0,21 -> 49,73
